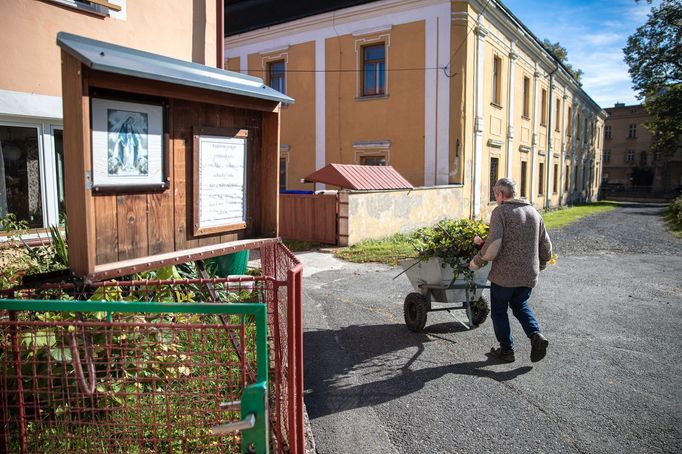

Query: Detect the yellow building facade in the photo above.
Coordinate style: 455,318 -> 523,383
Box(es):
225,0 -> 606,220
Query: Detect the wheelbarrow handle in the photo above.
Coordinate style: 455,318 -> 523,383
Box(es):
392,259 -> 422,280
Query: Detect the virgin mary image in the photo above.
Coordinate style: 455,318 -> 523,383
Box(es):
107,109 -> 149,176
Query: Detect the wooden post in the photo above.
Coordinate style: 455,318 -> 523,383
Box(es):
261,108 -> 281,238
61,51 -> 96,276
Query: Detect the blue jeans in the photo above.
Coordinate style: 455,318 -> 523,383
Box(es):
489,283 -> 541,351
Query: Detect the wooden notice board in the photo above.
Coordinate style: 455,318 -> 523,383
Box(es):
193,128 -> 249,236
61,51 -> 282,280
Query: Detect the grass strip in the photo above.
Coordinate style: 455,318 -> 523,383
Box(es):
542,201 -> 620,229
282,239 -> 319,252
333,233 -> 416,266
334,202 -> 622,265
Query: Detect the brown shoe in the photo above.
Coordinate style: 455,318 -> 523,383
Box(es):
530,333 -> 549,362
489,347 -> 515,363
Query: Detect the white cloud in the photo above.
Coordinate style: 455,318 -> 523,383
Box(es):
580,32 -> 623,47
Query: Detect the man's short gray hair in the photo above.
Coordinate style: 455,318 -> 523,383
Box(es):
494,178 -> 517,198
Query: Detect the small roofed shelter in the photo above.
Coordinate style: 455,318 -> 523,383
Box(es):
58,32 -> 293,280
304,163 -> 413,190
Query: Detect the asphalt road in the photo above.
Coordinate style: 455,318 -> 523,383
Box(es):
300,202 -> 682,453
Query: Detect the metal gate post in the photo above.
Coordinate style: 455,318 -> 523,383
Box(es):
241,304 -> 270,454
211,303 -> 270,453
287,263 -> 304,453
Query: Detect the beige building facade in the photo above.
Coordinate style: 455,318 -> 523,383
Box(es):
0,0 -> 218,230
602,103 -> 682,193
225,0 -> 606,220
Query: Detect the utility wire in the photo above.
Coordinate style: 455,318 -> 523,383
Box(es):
247,67 -> 444,73
236,0 -> 494,77
443,0 -> 493,78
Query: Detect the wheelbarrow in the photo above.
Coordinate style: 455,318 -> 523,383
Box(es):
399,258 -> 491,332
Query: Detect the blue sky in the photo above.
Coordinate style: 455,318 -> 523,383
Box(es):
502,0 -> 658,108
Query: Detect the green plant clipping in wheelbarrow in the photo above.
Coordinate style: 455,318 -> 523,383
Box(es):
411,218 -> 489,277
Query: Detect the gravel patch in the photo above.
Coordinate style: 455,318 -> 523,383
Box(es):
549,202 -> 682,256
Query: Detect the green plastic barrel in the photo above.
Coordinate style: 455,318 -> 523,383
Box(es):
205,250 -> 249,277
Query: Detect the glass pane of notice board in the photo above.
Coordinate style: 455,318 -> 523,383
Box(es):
193,133 -> 247,236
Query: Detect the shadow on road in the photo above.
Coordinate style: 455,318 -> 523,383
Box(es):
304,323 -> 531,418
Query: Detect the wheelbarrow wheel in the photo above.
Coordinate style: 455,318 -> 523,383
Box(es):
470,296 -> 489,326
404,292 -> 429,332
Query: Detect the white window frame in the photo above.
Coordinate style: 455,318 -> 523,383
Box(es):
353,140 -> 391,165
0,117 -> 63,230
45,125 -> 64,225
47,0 -> 109,15
628,123 -> 637,138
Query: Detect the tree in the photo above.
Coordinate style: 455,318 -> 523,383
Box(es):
623,0 -> 682,156
541,39 -> 584,83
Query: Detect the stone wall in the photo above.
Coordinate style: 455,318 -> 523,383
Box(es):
338,186 -> 470,246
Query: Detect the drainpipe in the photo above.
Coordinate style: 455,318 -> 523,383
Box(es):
559,91 -> 567,206
217,0 -> 224,69
472,21 -> 489,219
568,104 -> 577,205
576,104 -> 587,203
530,66 -> 540,206
506,43 -> 518,178
545,64 -> 558,210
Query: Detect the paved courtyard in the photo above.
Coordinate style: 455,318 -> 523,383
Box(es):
301,202 -> 682,453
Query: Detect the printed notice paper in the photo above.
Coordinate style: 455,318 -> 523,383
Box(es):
197,136 -> 246,229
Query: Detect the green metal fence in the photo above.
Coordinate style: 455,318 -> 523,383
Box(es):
1,299 -> 269,453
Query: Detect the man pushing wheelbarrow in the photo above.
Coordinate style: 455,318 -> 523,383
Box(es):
469,178 -> 552,363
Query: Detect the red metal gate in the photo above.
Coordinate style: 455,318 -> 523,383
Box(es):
0,239 -> 304,454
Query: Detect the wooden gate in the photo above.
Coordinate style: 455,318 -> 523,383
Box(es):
279,194 -> 338,244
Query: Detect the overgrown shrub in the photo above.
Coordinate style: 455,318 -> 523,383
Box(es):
0,213 -> 69,290
669,196 -> 682,225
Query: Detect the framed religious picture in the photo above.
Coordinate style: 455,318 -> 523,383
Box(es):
193,127 -> 249,236
90,98 -> 166,191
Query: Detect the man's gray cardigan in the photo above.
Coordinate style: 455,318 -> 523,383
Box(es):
472,199 -> 553,288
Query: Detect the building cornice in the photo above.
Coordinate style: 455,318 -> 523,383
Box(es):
225,0 -> 449,49
225,0 -> 607,117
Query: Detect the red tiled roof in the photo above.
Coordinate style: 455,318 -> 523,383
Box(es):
304,164 -> 413,190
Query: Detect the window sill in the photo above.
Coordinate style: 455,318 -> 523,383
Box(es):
490,102 -> 503,110
521,115 -> 530,121
43,0 -> 110,17
356,94 -> 389,101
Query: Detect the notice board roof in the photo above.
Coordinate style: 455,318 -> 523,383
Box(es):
56,32 -> 294,105
304,164 -> 413,190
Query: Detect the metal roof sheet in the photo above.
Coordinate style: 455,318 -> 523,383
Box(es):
56,32 -> 294,105
304,164 -> 413,190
